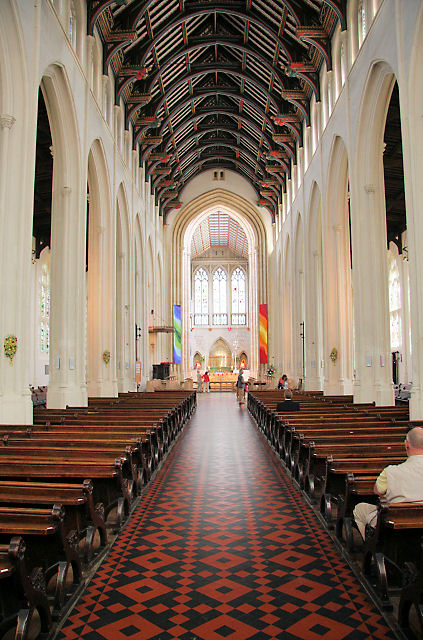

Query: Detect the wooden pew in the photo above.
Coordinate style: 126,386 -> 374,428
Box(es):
0,504 -> 80,614
0,459 -> 132,530
398,538 -> 423,636
0,536 -> 51,640
0,480 -> 107,561
362,502 -> 423,607
309,456 -> 404,518
335,474 -> 379,549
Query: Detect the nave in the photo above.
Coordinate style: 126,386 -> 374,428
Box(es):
57,394 -> 396,640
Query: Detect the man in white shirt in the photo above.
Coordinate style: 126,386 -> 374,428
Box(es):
353,426 -> 423,539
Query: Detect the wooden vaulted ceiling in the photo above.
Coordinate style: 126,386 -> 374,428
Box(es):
191,211 -> 249,257
88,0 -> 347,220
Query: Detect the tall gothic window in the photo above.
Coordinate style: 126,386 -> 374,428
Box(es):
194,268 -> 208,325
69,1 -> 76,48
340,43 -> 346,86
389,259 -> 402,351
40,262 -> 50,354
231,267 -> 246,325
358,0 -> 367,48
213,267 -> 227,325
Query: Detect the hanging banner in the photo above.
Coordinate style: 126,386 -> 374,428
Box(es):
173,304 -> 181,364
259,303 -> 268,364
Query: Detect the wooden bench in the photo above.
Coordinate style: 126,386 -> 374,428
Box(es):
335,473 -> 379,549
0,480 -> 107,561
309,456 -> 405,517
0,504 -> 80,614
362,502 -> 423,607
0,459 -> 132,530
0,535 -> 51,640
398,538 -> 423,636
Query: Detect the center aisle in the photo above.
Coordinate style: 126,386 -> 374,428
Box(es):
58,393 -> 397,640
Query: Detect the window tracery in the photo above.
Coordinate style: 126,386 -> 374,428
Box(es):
231,267 -> 246,325
40,262 -> 50,354
389,259 -> 402,350
213,267 -> 227,325
194,268 -> 208,325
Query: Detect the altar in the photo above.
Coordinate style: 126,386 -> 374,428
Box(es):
209,371 -> 237,392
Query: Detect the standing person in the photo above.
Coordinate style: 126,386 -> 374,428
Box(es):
236,368 -> 245,403
277,374 -> 288,390
202,370 -> 210,393
196,368 -> 202,393
353,427 -> 423,540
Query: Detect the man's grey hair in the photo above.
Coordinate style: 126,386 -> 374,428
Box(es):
406,427 -> 423,449
284,390 -> 293,400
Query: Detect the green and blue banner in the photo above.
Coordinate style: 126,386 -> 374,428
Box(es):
173,304 -> 181,364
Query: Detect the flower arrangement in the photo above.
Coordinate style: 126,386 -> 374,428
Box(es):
330,347 -> 338,363
102,349 -> 111,365
4,334 -> 17,364
267,364 -> 276,376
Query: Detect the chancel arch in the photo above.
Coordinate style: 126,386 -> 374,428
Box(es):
170,186 -> 269,380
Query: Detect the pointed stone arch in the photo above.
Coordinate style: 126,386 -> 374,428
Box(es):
38,64 -> 85,408
324,134 -> 353,395
170,189 -> 268,378
352,61 -> 397,405
86,138 -> 115,396
208,337 -> 232,370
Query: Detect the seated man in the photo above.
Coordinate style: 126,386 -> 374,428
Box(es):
353,426 -> 423,539
276,390 -> 300,412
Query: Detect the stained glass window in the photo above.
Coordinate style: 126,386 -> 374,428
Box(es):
389,260 -> 401,350
213,267 -> 227,325
194,268 -> 208,325
40,263 -> 50,353
231,267 -> 246,325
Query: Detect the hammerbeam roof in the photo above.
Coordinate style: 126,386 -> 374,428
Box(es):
88,0 -> 346,220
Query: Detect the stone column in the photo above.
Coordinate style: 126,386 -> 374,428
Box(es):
350,183 -> 394,406
47,184 -> 88,408
0,114 -> 34,423
305,250 -> 324,390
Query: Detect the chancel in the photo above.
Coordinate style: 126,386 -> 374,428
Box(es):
0,1 -> 423,639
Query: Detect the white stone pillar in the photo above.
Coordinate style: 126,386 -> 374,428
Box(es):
350,184 -> 394,406
334,224 -> 353,394
47,184 -> 88,408
0,115 -> 34,423
305,250 -> 324,390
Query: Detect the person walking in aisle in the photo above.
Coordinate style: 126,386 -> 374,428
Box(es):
236,369 -> 245,404
196,368 -> 202,392
202,370 -> 210,393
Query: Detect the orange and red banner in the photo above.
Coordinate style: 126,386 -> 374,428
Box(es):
259,304 -> 268,364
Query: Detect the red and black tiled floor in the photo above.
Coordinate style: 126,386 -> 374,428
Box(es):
57,394 -> 398,639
